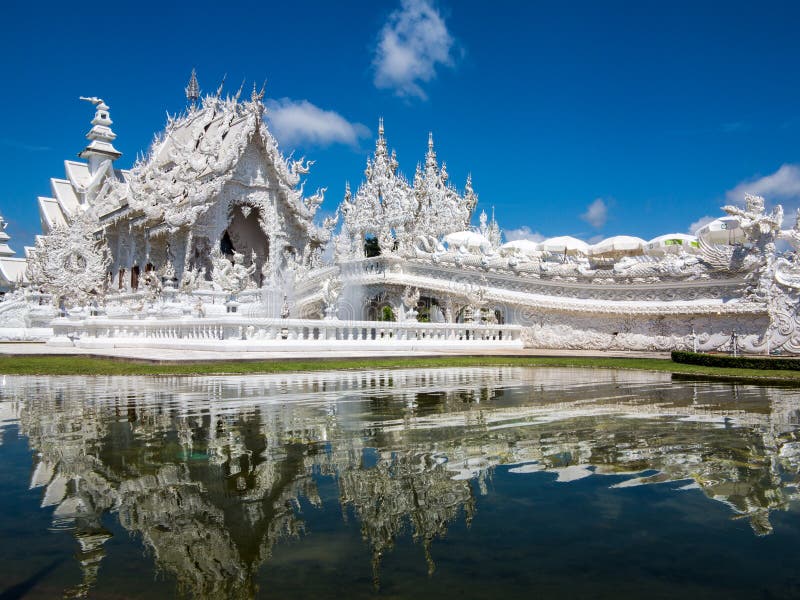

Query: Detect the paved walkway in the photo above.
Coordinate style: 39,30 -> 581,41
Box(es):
0,343 -> 670,363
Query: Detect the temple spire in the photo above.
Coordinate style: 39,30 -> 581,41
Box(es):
185,69 -> 200,108
425,132 -> 437,170
375,118 -> 387,158
78,97 -> 121,175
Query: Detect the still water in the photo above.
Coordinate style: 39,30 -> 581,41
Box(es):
2,367 -> 800,599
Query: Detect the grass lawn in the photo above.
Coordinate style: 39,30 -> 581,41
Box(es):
0,354 -> 800,385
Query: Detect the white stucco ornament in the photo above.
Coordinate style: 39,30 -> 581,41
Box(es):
25,210 -> 110,306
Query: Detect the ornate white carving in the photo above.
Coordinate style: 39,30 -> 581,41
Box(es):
320,276 -> 343,320
25,210 -> 110,307
335,124 -> 478,261
210,248 -> 255,293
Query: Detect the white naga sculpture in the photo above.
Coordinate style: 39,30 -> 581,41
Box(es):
6,72 -> 800,354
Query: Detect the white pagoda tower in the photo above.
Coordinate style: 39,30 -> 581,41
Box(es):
0,214 -> 28,294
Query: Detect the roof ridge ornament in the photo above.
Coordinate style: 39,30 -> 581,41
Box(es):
215,73 -> 227,98
234,78 -> 246,102
185,69 -> 200,108
251,80 -> 266,103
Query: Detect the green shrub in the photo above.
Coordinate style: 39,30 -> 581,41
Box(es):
671,350 -> 800,371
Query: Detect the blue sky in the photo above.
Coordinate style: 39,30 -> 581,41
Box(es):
2,0 -> 800,249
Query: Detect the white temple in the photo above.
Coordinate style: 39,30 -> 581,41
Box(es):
4,72 -> 800,354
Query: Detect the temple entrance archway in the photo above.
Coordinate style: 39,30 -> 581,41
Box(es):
367,293 -> 396,321
417,296 -> 445,323
223,205 -> 270,281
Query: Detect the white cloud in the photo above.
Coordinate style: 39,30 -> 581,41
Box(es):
688,215 -> 715,235
580,198 -> 608,229
504,226 -> 544,243
725,164 -> 800,206
373,0 -> 456,99
265,98 -> 370,148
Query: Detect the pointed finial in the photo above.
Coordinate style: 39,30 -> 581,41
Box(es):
78,96 -> 121,171
185,69 -> 200,107
375,118 -> 387,155
425,131 -> 437,169
234,78 -> 246,101
215,73 -> 227,98
250,80 -> 266,103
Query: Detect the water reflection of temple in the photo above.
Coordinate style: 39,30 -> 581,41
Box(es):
2,367 -> 800,597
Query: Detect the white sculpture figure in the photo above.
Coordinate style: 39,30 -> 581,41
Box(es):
210,248 -> 255,293
140,270 -> 162,302
465,283 -> 488,323
25,210 -> 110,307
193,297 -> 205,318
180,266 -> 203,293
159,261 -> 176,288
724,194 -> 783,246
401,286 -> 420,321
320,276 -> 343,320
715,194 -> 784,301
378,226 -> 395,255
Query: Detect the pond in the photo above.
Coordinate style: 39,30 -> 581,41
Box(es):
1,367 -> 800,599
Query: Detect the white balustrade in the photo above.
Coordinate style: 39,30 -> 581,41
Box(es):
48,315 -> 523,351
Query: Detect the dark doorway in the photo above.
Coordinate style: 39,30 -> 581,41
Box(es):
220,230 -> 235,256
131,265 -> 140,290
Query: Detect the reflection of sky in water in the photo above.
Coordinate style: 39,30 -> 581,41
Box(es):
1,367 -> 800,598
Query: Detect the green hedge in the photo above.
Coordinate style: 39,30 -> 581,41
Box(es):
671,350 -> 800,371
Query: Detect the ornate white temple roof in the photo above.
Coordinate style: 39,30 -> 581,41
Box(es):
95,84 -> 327,244
37,197 -> 67,230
